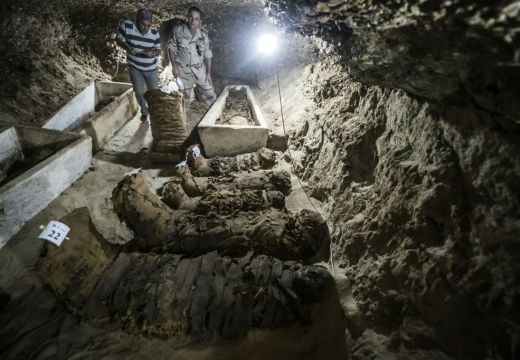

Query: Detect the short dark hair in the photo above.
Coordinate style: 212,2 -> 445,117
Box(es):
136,8 -> 152,22
188,6 -> 203,19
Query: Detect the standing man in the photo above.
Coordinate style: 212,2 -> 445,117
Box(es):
167,6 -> 216,106
116,8 -> 161,122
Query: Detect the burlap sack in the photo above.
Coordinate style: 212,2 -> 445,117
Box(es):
144,89 -> 188,153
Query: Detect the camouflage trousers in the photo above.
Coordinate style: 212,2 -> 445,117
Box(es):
178,65 -> 216,106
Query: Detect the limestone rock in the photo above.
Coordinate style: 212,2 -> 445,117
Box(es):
289,59 -> 520,358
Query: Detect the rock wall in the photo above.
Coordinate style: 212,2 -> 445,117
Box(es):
0,0 -> 106,126
261,1 -> 519,358
266,0 -> 520,124
0,0 -> 274,127
1,0 -> 518,358
287,58 -> 519,358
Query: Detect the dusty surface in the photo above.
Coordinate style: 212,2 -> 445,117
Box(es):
37,207 -> 116,306
257,58 -> 520,359
1,139 -> 76,186
0,1 -> 107,127
217,87 -> 254,126
1,0 -> 519,359
0,113 -> 342,359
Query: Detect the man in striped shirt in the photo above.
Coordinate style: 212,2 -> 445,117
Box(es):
116,8 -> 161,122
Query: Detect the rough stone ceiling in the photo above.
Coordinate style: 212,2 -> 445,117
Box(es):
265,0 -> 520,124
0,1 -> 519,359
1,0 -> 518,130
95,0 -> 520,122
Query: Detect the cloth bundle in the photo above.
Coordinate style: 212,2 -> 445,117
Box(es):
145,89 -> 188,153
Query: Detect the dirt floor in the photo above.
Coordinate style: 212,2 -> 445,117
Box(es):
1,0 -> 518,357
0,69 -> 350,357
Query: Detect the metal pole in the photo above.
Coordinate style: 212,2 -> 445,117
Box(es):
276,70 -> 286,135
275,66 -> 337,276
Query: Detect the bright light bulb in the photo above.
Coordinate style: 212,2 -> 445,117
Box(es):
256,33 -> 278,56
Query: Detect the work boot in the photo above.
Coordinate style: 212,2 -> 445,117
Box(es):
140,114 -> 148,122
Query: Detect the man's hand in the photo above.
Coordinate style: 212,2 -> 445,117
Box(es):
115,36 -> 134,54
204,57 -> 213,87
143,49 -> 157,57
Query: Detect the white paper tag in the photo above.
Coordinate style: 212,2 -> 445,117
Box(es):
124,168 -> 141,177
192,145 -> 201,157
160,84 -> 173,93
175,160 -> 187,168
39,221 -> 70,247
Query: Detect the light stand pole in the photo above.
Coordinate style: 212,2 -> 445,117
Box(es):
276,69 -> 286,135
256,32 -> 287,137
256,32 -> 336,275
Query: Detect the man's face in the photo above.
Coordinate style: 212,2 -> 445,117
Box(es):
187,10 -> 202,31
137,19 -> 151,34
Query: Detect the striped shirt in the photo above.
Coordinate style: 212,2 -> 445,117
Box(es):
117,20 -> 161,72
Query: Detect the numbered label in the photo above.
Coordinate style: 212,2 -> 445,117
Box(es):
160,82 -> 173,94
124,168 -> 142,177
39,221 -> 70,247
192,145 -> 201,157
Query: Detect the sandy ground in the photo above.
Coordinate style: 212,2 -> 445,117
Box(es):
0,69 -> 349,358
0,64 -> 319,287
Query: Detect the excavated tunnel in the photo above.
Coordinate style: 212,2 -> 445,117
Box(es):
0,1 -> 519,359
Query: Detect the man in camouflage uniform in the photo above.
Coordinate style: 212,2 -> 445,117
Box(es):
167,6 -> 216,106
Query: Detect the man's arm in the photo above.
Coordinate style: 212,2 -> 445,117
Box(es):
169,47 -> 180,77
115,36 -> 132,53
144,48 -> 161,57
167,29 -> 180,77
115,21 -> 133,53
205,57 -> 212,86
144,33 -> 162,58
202,31 -> 213,86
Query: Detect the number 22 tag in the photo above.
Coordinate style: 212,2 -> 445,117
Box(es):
39,221 -> 70,246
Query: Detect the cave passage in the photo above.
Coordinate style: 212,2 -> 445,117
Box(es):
0,1 -> 519,360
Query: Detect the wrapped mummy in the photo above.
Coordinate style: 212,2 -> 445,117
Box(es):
112,171 -> 329,263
